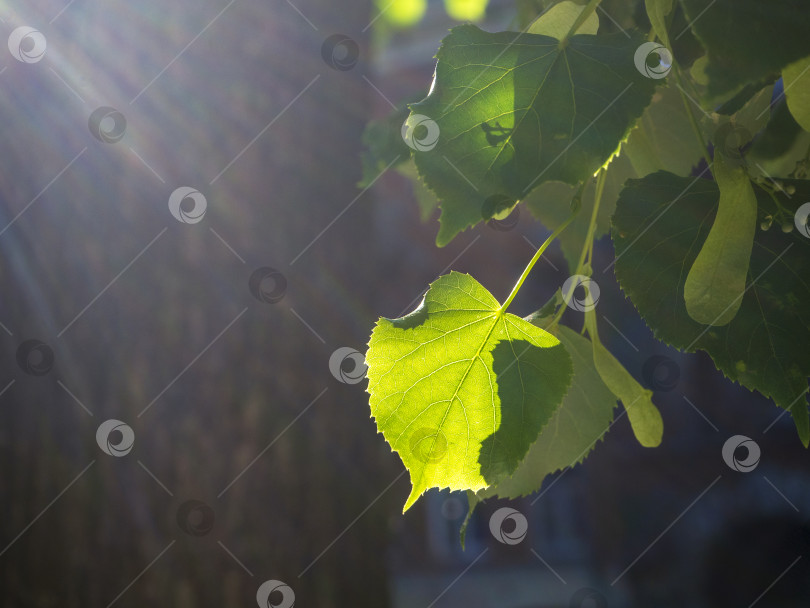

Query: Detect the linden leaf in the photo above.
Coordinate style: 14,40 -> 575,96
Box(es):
478,325 -> 617,500
612,171 -> 810,445
679,0 -> 810,98
409,25 -> 657,245
366,272 -> 573,511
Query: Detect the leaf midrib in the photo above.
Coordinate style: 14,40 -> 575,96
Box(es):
411,311 -> 502,486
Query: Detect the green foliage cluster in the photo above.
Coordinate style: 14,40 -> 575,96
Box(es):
362,0 -> 810,514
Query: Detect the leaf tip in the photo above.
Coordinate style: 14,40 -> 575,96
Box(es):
403,484 -> 423,513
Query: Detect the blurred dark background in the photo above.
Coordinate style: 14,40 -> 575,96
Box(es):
0,0 -> 809,606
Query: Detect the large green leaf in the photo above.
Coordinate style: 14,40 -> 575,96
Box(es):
612,171 -> 810,445
409,25 -> 657,246
679,0 -> 810,98
366,272 -> 573,510
477,325 -> 617,500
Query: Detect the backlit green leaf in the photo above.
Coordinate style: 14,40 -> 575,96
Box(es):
528,0 -> 599,38
366,272 -> 573,511
409,25 -> 657,245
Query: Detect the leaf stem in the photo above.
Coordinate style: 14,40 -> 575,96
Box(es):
547,167 -> 607,328
673,65 -> 712,167
582,167 -> 608,270
561,0 -> 602,45
753,180 -> 790,219
500,204 -> 580,314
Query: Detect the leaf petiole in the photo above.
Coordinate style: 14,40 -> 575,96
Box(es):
547,167 -> 607,329
499,194 -> 582,314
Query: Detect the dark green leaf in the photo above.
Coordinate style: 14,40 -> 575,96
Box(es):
409,25 -> 657,245
679,0 -> 810,98
612,171 -> 810,444
477,325 -> 617,500
750,99 -> 804,161
714,80 -> 775,116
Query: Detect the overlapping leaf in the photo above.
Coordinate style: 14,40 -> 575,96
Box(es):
680,0 -> 810,98
612,171 -> 810,444
366,272 -> 573,511
409,25 -> 657,245
477,325 -> 617,500
623,84 -> 705,177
